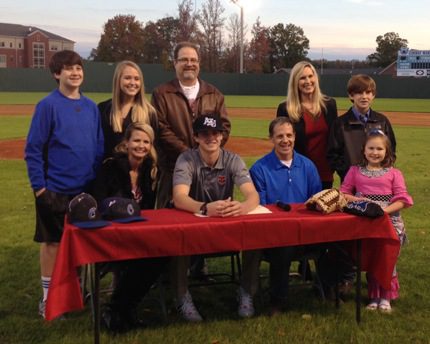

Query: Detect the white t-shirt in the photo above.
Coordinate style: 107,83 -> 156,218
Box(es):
179,80 -> 200,100
280,159 -> 293,168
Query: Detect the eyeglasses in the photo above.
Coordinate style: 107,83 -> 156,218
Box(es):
367,128 -> 385,136
176,57 -> 199,64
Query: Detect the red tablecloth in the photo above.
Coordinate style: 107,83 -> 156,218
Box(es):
46,204 -> 400,320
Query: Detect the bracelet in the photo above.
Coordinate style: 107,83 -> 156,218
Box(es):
199,202 -> 208,216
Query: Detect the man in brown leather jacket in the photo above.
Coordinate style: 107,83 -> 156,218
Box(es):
151,41 -> 231,209
151,42 -> 231,314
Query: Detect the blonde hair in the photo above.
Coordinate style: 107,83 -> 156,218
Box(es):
115,122 -> 158,190
286,61 -> 329,122
110,61 -> 156,133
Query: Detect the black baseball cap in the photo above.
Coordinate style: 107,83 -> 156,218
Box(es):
192,114 -> 225,134
68,193 -> 110,229
100,197 -> 147,223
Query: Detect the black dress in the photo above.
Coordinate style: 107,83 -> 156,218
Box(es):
92,153 -> 168,330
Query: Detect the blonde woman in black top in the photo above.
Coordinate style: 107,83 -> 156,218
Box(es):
277,61 -> 337,189
98,60 -> 158,158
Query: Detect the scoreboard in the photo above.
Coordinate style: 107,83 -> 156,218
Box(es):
397,48 -> 430,77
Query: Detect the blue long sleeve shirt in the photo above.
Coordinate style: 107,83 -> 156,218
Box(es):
25,89 -> 104,195
250,150 -> 322,205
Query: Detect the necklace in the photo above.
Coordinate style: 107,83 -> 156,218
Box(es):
360,166 -> 389,178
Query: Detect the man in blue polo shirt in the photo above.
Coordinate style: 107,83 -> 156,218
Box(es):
244,116 -> 321,314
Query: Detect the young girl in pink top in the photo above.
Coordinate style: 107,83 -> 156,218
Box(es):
340,129 -> 413,313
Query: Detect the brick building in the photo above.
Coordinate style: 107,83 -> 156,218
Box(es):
0,23 -> 74,68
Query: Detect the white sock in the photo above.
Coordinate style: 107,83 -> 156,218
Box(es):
41,276 -> 51,301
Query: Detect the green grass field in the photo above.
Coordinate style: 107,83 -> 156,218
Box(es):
1,94 -> 429,343
1,92 -> 430,113
0,116 -> 32,139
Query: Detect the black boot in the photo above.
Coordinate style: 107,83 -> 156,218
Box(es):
101,303 -> 145,333
101,305 -> 129,333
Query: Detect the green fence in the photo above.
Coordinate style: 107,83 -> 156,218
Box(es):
1,62 -> 430,98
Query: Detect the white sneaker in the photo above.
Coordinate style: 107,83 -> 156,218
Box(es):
177,291 -> 203,322
237,287 -> 255,318
39,298 -> 46,319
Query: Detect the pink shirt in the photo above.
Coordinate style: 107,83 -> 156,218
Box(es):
340,166 -> 413,207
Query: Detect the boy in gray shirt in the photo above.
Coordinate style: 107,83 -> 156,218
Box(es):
172,114 -> 259,321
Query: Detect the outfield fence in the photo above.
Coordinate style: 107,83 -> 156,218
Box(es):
1,62 -> 430,98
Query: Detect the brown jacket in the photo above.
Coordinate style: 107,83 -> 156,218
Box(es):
327,107 -> 396,181
151,78 -> 231,171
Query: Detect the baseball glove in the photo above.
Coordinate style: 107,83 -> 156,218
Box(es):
305,188 -> 348,214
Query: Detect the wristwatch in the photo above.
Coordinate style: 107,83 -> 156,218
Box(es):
199,202 -> 208,216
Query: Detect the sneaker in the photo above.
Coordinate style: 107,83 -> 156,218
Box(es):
39,298 -> 66,321
378,299 -> 392,313
237,287 -> 255,318
366,299 -> 379,311
38,298 -> 46,319
177,291 -> 203,322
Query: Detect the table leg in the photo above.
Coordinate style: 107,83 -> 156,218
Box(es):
94,263 -> 100,344
355,240 -> 362,324
334,244 -> 340,308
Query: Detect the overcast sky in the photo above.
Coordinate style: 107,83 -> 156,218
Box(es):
1,0 -> 428,60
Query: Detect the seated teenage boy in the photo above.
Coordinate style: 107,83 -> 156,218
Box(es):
172,114 -> 260,321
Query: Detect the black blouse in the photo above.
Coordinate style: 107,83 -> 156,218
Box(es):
98,99 -> 159,159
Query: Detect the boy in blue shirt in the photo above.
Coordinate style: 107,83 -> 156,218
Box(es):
25,50 -> 104,318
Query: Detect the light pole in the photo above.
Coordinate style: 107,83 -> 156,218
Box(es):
321,48 -> 324,75
230,0 -> 244,74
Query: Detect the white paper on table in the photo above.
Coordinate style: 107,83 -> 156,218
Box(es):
193,205 -> 272,217
194,213 -> 208,217
246,205 -> 272,215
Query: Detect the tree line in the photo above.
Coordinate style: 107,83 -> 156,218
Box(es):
89,0 -> 408,73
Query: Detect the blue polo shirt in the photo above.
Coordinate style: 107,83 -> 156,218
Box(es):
250,150 -> 322,205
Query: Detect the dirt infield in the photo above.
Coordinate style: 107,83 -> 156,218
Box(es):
1,104 -> 429,160
1,104 -> 429,126
0,137 -> 273,160
228,108 -> 430,127
0,104 -> 35,116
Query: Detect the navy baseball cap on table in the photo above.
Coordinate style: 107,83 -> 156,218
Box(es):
192,114 -> 225,133
68,193 -> 111,229
100,197 -> 147,223
343,200 -> 384,218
